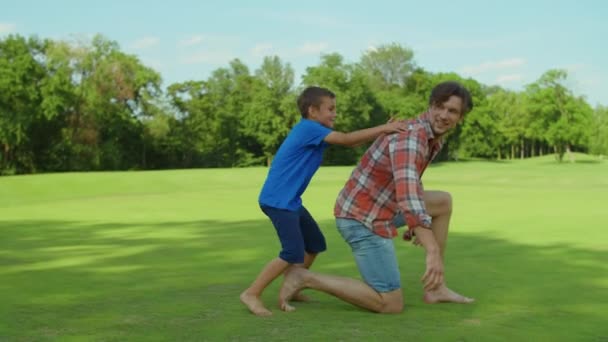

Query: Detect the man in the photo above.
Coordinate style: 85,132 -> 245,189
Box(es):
278,81 -> 475,313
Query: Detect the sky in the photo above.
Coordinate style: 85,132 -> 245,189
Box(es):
2,0 -> 607,107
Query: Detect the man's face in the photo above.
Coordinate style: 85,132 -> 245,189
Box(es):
309,96 -> 337,128
429,95 -> 463,137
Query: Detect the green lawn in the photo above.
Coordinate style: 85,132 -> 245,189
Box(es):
1,154 -> 607,341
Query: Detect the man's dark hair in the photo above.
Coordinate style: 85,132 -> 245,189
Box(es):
429,81 -> 474,115
297,86 -> 336,118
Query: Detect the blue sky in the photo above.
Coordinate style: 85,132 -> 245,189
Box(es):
2,0 -> 607,107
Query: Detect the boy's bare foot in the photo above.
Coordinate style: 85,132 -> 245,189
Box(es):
278,267 -> 308,312
424,285 -> 474,304
240,291 -> 272,316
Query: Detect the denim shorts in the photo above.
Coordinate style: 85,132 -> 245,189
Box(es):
336,218 -> 401,292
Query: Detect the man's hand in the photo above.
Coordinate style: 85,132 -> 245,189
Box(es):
421,250 -> 444,291
413,226 -> 444,291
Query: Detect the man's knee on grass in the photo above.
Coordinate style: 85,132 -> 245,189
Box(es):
376,290 -> 404,314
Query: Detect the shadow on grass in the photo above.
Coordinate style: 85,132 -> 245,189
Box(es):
1,219 -> 606,341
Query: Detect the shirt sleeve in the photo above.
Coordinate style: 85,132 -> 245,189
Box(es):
388,130 -> 432,235
301,120 -> 333,147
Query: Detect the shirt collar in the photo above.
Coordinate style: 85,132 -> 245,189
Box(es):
418,112 -> 437,141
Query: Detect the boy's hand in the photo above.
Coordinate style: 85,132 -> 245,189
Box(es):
383,119 -> 409,133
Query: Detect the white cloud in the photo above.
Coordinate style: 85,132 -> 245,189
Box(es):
0,23 -> 16,35
296,42 -> 329,55
460,58 -> 526,75
495,74 -> 524,84
251,43 -> 274,57
130,37 -> 160,49
417,38 -> 503,52
140,57 -> 163,70
178,35 -> 204,47
179,50 -> 235,65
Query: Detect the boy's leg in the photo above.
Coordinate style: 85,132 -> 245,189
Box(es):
241,206 -> 306,316
281,206 -> 326,305
240,257 -> 289,316
421,190 -> 474,304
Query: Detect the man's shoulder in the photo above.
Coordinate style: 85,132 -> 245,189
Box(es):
390,118 -> 429,140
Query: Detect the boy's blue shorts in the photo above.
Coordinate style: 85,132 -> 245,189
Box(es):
260,205 -> 327,264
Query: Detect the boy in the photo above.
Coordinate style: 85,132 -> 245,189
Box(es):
240,86 -> 408,316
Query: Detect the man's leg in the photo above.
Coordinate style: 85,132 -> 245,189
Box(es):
421,190 -> 474,304
422,190 -> 452,258
279,218 -> 405,313
280,267 -> 403,313
287,252 -> 316,303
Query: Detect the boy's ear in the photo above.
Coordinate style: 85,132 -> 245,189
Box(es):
307,105 -> 315,118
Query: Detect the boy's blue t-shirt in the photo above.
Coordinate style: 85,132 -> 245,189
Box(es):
259,119 -> 333,211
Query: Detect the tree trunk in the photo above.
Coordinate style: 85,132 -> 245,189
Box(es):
1,143 -> 9,169
511,144 -> 515,159
520,138 -> 525,159
142,141 -> 147,169
566,144 -> 574,163
554,145 -> 564,162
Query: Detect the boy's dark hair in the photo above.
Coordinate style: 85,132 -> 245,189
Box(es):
429,81 -> 474,115
297,86 -> 336,118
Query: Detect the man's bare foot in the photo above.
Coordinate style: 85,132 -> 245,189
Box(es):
424,285 -> 474,304
278,267 -> 308,312
292,292 -> 312,302
240,291 -> 272,316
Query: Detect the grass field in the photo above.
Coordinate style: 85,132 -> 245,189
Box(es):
1,154 -> 607,341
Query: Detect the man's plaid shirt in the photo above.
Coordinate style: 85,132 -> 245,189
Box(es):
334,112 -> 443,239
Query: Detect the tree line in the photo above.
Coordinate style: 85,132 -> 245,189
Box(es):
1,34 -> 607,175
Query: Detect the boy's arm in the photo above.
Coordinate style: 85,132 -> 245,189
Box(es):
324,120 -> 408,147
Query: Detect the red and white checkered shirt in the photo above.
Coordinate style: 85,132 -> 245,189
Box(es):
334,112 -> 443,239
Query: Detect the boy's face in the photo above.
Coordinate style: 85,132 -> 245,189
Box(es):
308,96 -> 337,128
429,95 -> 463,137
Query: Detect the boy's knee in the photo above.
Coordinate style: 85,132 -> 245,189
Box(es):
279,249 -> 305,264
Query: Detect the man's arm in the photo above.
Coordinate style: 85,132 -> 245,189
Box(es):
388,130 -> 443,291
388,130 -> 432,230
412,226 -> 444,291
324,120 -> 408,147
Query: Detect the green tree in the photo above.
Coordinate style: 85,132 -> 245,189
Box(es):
589,106 -> 608,156
0,35 -> 47,173
491,89 -> 526,159
358,43 -> 420,119
39,35 -> 161,171
526,69 -> 592,162
241,56 -> 297,165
